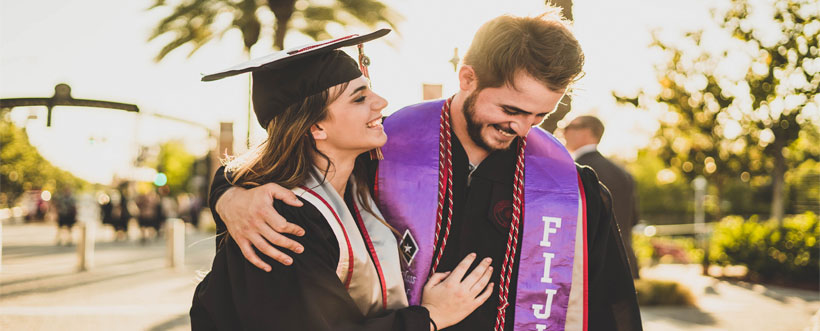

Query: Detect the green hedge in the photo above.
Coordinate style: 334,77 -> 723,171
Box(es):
634,279 -> 696,306
709,212 -> 819,282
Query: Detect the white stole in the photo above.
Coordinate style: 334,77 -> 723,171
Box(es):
293,174 -> 408,316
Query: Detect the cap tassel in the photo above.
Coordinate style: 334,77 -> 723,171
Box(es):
357,44 -> 371,80
358,43 -> 383,161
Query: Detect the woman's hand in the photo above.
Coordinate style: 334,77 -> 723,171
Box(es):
421,253 -> 494,330
216,184 -> 305,271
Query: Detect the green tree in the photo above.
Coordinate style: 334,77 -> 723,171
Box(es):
627,150 -> 692,224
0,113 -> 87,207
156,140 -> 198,196
616,0 -> 819,222
148,0 -> 401,61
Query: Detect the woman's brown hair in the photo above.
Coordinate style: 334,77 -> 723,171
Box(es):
225,82 -> 397,237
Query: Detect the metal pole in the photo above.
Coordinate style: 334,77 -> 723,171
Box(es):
0,220 -> 3,272
693,176 -> 708,275
77,221 -> 95,271
166,218 -> 185,269
693,176 -> 706,234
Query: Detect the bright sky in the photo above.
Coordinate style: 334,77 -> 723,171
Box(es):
0,0 -> 711,184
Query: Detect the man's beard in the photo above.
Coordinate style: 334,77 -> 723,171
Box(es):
462,91 -> 515,152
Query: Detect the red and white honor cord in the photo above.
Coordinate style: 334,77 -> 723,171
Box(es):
431,97 -> 455,275
431,96 -> 527,330
495,138 -> 526,331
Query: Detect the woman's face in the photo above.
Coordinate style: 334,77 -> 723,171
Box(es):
314,75 -> 388,156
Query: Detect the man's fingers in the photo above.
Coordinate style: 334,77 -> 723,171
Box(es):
236,239 -> 272,272
264,211 -> 305,237
249,234 -> 294,266
266,183 -> 303,207
277,222 -> 306,237
470,266 -> 493,295
258,225 -> 304,254
447,253 -> 477,284
255,192 -> 305,237
463,257 -> 492,287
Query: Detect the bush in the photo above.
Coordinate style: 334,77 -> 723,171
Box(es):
709,212 -> 819,283
634,279 -> 696,306
633,234 -> 705,266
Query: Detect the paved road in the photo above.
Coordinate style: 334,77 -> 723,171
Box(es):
2,221 -> 818,330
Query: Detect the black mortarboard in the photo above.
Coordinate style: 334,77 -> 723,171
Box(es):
202,29 -> 390,129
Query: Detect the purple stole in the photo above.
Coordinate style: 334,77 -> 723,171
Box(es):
377,100 -> 583,330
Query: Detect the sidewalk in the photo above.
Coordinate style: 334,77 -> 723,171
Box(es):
2,222 -> 818,330
640,264 -> 820,331
1,221 -> 215,331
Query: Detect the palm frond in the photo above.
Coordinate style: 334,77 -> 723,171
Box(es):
336,0 -> 402,29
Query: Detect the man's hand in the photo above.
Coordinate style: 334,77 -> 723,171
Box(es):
216,183 -> 305,271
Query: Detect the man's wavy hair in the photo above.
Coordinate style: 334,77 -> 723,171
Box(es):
463,7 -> 585,92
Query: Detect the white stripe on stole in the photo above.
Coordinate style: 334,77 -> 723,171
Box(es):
292,174 -> 408,316
563,191 -> 586,330
292,186 -> 352,286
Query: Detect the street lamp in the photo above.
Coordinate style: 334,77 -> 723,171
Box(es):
0,83 -> 139,126
693,175 -> 707,234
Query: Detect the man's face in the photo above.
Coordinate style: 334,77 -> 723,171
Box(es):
463,71 -> 565,152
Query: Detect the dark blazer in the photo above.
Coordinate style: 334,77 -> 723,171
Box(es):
576,150 -> 640,278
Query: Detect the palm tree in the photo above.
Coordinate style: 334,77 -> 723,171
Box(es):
148,0 -> 401,61
148,0 -> 400,147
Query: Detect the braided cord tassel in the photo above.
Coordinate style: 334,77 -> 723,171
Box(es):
357,44 -> 371,79
441,100 -> 455,266
431,97 -> 455,275
494,138 -> 527,331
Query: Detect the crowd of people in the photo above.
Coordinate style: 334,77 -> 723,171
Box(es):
42,184 -> 204,245
98,186 -> 203,244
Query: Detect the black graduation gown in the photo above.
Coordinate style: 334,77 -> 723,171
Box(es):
423,137 -> 642,330
207,138 -> 642,330
191,186 -> 430,331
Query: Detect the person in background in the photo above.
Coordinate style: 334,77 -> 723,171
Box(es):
563,115 -> 641,279
136,190 -> 161,244
54,187 -> 77,245
99,191 -> 115,239
114,185 -> 134,241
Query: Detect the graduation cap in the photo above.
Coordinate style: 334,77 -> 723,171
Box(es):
202,29 -> 390,130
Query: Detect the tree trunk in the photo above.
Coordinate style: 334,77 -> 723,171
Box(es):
541,95 -> 571,133
714,175 -> 724,220
268,0 -> 296,50
770,140 -> 786,224
539,0 -> 573,133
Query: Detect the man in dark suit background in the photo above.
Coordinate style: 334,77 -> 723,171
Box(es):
563,115 -> 640,279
